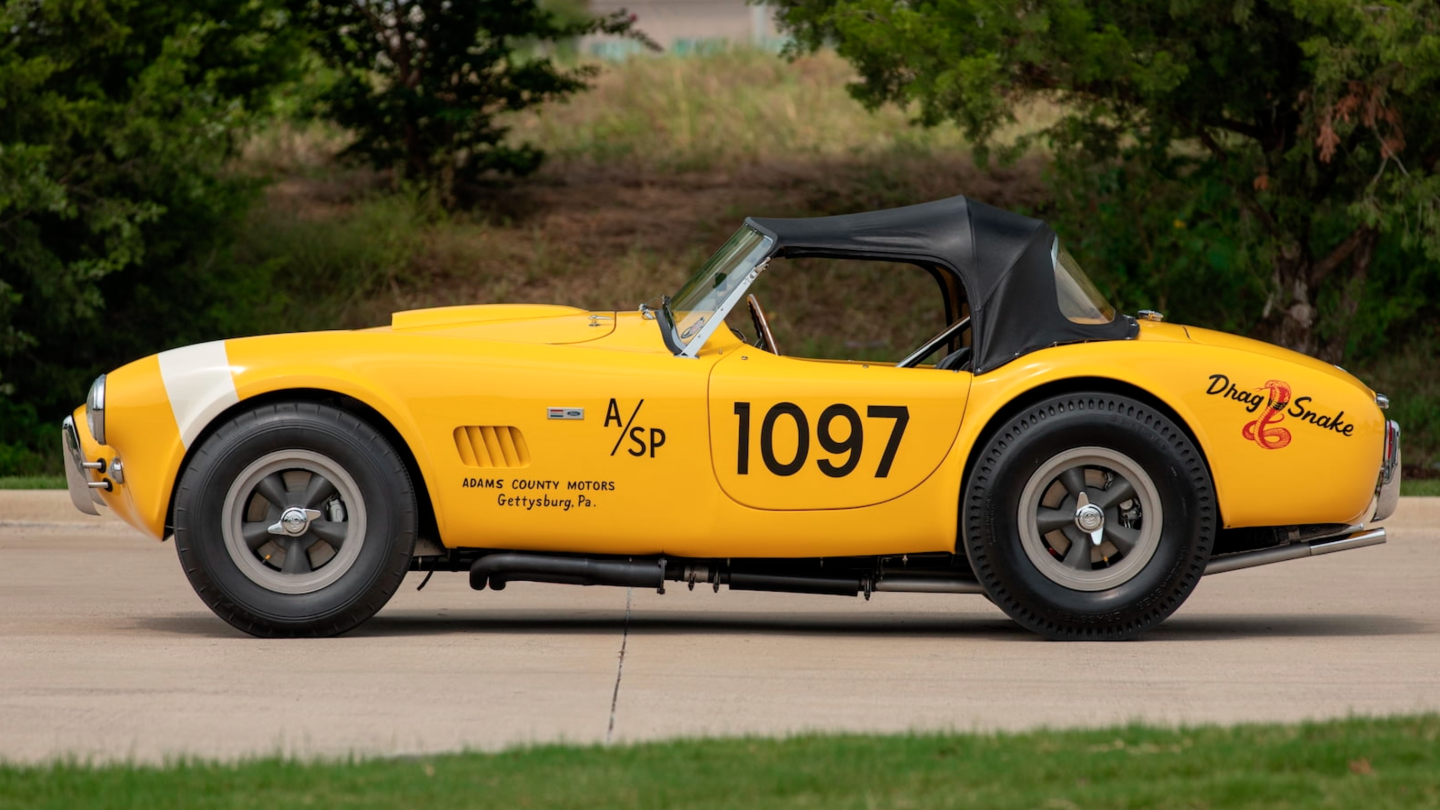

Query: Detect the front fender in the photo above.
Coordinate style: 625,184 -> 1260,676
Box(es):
92,334 -> 450,541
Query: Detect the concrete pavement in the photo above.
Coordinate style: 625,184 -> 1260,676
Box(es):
1,491 -> 1436,764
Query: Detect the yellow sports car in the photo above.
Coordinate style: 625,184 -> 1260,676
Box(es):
61,195 -> 1401,639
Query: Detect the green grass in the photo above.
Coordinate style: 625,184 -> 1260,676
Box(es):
1360,333 -> 1440,477
2,716 -> 1436,809
0,475 -> 64,490
1402,479 -> 1440,496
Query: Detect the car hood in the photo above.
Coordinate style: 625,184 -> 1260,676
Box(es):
375,304 -> 666,352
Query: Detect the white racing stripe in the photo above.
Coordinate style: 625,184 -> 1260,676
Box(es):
158,341 -> 240,449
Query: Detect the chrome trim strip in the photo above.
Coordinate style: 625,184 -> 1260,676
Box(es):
61,416 -> 100,516
1205,527 -> 1386,575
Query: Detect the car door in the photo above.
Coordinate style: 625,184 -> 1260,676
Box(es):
708,350 -> 970,510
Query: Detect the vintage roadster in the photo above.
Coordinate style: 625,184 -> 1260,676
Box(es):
62,195 -> 1401,640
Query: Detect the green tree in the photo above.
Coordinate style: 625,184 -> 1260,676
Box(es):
293,0 -> 655,204
773,0 -> 1440,361
0,0 -> 304,471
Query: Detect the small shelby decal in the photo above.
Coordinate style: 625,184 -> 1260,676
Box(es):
1206,374 -> 1355,449
547,407 -> 584,420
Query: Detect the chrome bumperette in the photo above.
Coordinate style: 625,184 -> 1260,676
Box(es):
1375,392 -> 1389,410
1373,420 -> 1401,522
61,416 -> 101,516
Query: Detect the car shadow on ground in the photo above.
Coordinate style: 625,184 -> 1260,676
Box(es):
353,611 -> 1030,640
132,610 -> 1427,641
1150,613 -> 1430,641
360,610 -> 1425,641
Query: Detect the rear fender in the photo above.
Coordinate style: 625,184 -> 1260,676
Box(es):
953,339 -> 1382,529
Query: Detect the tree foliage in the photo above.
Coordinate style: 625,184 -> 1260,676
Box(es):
0,0 -> 303,469
293,0 -> 655,202
773,0 -> 1440,361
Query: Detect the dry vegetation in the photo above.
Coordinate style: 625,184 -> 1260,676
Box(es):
238,49 -> 1050,341
234,48 -> 1434,470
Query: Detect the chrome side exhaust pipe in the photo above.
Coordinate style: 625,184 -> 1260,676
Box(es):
1205,527 -> 1387,575
872,576 -> 985,594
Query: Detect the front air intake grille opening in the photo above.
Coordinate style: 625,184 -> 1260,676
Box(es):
453,426 -> 531,468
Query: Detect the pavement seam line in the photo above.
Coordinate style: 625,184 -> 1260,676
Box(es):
605,586 -> 633,745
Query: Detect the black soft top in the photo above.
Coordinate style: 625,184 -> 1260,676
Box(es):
745,195 -> 1136,374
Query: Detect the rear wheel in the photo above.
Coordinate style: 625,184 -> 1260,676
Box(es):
174,401 -> 416,637
962,392 -> 1215,640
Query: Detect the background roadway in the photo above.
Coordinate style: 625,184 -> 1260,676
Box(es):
1,492 -> 1436,764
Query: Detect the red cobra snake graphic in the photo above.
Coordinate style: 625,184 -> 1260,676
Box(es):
1242,379 -> 1293,450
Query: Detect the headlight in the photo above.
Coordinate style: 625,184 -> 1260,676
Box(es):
86,374 -> 106,445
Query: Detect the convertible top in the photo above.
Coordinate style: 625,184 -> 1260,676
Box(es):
745,195 -> 1137,374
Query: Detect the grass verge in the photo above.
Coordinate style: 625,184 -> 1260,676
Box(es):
1402,479 -> 1440,497
2,716 -> 1436,809
0,475 -> 64,490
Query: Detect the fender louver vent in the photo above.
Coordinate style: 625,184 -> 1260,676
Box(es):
453,426 -> 531,468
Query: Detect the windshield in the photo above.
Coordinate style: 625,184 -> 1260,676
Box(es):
664,226 -> 774,354
1052,240 -> 1116,324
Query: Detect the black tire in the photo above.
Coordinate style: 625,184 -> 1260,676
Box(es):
174,401 -> 416,638
961,392 -> 1215,640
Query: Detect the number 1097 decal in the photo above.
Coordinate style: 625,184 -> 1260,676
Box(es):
732,402 -> 909,478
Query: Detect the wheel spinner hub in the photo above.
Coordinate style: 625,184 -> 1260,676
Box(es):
278,507 -> 311,536
1075,503 -> 1105,532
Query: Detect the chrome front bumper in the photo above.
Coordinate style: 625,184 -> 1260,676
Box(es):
61,415 -> 104,516
1373,420 -> 1401,522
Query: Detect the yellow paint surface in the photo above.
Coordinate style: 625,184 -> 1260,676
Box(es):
85,310 -> 1388,553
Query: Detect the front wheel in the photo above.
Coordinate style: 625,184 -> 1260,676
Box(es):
173,401 -> 417,637
962,392 -> 1215,640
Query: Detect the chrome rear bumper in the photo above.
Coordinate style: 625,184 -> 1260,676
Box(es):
61,416 -> 103,516
1373,420 -> 1401,522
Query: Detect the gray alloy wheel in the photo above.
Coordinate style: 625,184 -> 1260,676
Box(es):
1016,446 -> 1162,592
960,391 -> 1215,640
221,449 -> 367,595
174,400 -> 416,638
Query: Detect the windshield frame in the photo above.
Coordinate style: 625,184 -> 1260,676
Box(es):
658,226 -> 775,358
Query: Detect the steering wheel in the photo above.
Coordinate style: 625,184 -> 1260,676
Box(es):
747,294 -> 780,355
